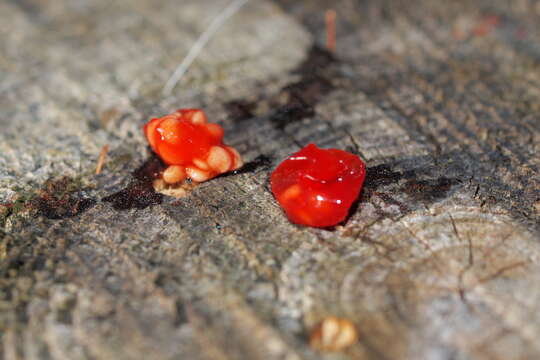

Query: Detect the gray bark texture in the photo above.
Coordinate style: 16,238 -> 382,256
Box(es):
1,0 -> 540,359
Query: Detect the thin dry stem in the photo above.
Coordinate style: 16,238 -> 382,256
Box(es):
162,0 -> 250,95
326,9 -> 336,53
95,144 -> 110,175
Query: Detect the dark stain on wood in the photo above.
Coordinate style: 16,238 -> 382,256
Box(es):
360,160 -> 462,217
373,191 -> 410,214
226,46 -> 337,130
33,177 -> 96,219
402,177 -> 461,202
224,100 -> 257,122
364,164 -> 415,188
102,154 -> 165,210
231,154 -> 273,175
270,46 -> 336,130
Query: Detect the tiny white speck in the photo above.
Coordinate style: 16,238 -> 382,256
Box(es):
316,195 -> 324,201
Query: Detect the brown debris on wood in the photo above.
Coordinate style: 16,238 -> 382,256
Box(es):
95,144 -> 109,175
2,1 -> 540,359
102,156 -> 164,210
325,9 -> 336,53
33,177 -> 96,219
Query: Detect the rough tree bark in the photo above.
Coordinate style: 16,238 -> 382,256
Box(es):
1,0 -> 539,359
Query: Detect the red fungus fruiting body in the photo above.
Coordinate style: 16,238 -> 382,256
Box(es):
270,144 -> 366,228
144,109 -> 242,184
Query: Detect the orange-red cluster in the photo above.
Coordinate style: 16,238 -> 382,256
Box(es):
144,110 -> 367,228
144,109 -> 242,184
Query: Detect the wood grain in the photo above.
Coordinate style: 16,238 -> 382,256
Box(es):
1,0 -> 539,359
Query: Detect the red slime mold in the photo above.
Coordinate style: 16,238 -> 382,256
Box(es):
271,144 -> 366,228
144,109 -> 242,184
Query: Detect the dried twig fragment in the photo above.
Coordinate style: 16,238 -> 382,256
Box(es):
325,9 -> 336,52
95,144 -> 110,175
162,0 -> 250,95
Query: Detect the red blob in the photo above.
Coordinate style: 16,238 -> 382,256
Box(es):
144,109 -> 221,165
270,144 -> 366,228
143,109 -> 241,184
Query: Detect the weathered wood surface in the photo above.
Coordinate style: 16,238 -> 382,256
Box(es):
1,0 -> 540,359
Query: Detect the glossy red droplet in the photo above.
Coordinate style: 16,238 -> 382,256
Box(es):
271,144 -> 366,227
144,109 -> 242,184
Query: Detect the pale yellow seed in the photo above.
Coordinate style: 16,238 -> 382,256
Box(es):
207,146 -> 232,173
309,316 -> 358,352
333,321 -> 357,349
193,158 -> 210,171
186,167 -> 211,182
191,110 -> 207,125
321,317 -> 341,346
225,146 -> 243,169
205,123 -> 223,138
163,165 -> 187,184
